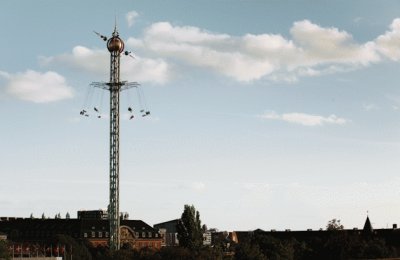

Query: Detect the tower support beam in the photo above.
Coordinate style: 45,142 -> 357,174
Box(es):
107,29 -> 124,251
90,26 -> 138,251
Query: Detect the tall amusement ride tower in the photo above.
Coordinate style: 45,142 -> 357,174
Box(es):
91,25 -> 138,251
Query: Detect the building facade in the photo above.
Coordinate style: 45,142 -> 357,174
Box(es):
153,219 -> 180,247
0,211 -> 163,251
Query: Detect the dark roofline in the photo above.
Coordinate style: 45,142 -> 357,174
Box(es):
153,219 -> 180,226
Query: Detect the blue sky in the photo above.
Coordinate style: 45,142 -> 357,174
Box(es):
2,0 -> 400,231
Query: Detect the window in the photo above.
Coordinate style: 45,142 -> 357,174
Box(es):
98,232 -> 102,238
105,232 -> 109,238
91,231 -> 95,238
142,232 -> 146,238
155,233 -> 158,238
148,232 -> 152,238
84,233 -> 88,238
135,232 -> 139,237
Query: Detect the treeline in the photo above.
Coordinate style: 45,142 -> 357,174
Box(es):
235,231 -> 399,260
60,232 -> 400,260
1,231 -> 400,260
94,232 -> 400,260
1,205 -> 399,260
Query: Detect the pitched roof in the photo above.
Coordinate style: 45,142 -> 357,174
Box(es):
153,219 -> 180,227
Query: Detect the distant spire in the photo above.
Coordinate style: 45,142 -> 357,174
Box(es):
363,215 -> 373,233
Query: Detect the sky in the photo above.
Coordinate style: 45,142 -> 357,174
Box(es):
2,0 -> 400,231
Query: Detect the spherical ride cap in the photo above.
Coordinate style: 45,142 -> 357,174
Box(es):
107,36 -> 124,53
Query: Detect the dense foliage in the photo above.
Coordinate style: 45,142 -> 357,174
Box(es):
81,233 -> 400,260
234,231 -> 399,260
3,230 -> 400,260
0,240 -> 11,260
326,218 -> 344,231
176,205 -> 204,250
3,215 -> 400,260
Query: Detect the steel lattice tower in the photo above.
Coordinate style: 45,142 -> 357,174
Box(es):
91,26 -> 138,251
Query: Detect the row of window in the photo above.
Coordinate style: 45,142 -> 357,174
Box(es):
21,231 -> 78,239
83,231 -> 109,238
136,241 -> 160,248
134,232 -> 159,238
83,231 -> 159,239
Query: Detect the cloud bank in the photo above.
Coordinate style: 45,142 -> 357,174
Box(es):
0,70 -> 73,103
259,111 -> 348,126
126,19 -> 382,82
375,18 -> 400,61
42,46 -> 170,84
42,17 -> 400,83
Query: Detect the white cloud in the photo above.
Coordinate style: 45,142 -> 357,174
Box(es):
126,11 -> 139,28
375,18 -> 400,61
41,46 -> 108,75
127,22 -> 278,81
126,20 -> 381,82
41,46 -> 170,84
41,18 -> 400,83
0,70 -> 73,103
363,103 -> 379,111
290,20 -> 378,66
259,111 -> 348,126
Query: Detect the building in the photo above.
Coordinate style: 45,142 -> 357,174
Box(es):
153,219 -> 180,247
203,231 -> 212,246
232,216 -> 400,251
154,219 -> 213,247
0,211 -> 163,251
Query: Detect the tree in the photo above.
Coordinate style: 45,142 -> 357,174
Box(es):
326,219 -> 344,231
176,205 -> 204,250
202,224 -> 208,233
55,234 -> 92,260
0,240 -> 11,260
235,239 -> 267,260
253,233 -> 296,260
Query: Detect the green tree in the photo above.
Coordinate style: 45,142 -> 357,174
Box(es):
362,238 -> 393,259
177,204 -> 204,250
253,234 -> 295,260
326,219 -> 344,231
0,240 -> 11,260
54,234 -> 92,260
235,240 -> 267,260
